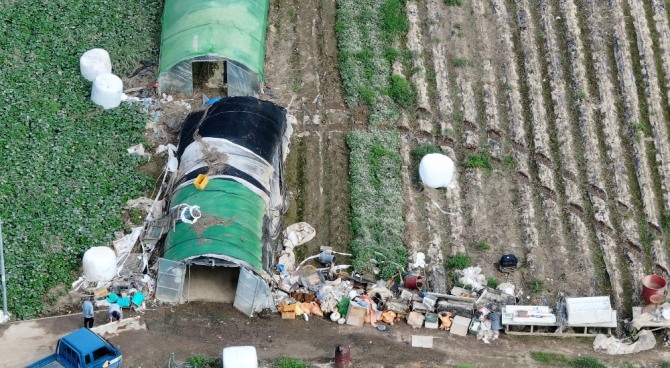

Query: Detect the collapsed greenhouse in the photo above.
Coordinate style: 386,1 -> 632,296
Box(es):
149,97 -> 292,316
157,0 -> 269,96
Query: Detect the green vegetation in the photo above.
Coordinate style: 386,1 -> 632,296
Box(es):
445,0 -> 463,6
662,212 -> 670,232
466,154 -> 493,171
0,0 -> 160,318
452,58 -> 471,68
503,154 -> 515,168
388,74 -> 416,109
531,352 -> 604,367
274,358 -> 312,368
186,355 -> 219,368
530,352 -> 571,364
659,362 -> 670,368
336,0 -> 412,126
486,277 -> 500,289
348,131 -> 405,279
529,279 -> 547,293
446,253 -> 471,269
476,241 -> 491,251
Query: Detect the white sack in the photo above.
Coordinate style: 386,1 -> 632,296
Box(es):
80,48 -> 112,82
83,246 -> 117,282
419,153 -> 456,189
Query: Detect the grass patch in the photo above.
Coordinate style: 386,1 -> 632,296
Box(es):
531,352 -> 570,364
486,277 -> 500,289
446,253 -> 471,270
476,241 -> 491,251
528,279 -> 546,293
0,0 -> 159,318
388,74 -> 416,109
348,131 -> 405,279
274,358 -> 312,368
445,0 -> 463,6
186,355 -> 219,368
452,58 -> 471,68
465,154 -> 493,171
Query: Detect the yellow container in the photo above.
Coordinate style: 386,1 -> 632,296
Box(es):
194,174 -> 209,190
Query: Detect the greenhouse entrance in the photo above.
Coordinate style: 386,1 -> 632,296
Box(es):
181,262 -> 239,303
193,61 -> 227,96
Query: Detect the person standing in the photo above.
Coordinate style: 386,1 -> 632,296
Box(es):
108,300 -> 122,322
83,296 -> 95,328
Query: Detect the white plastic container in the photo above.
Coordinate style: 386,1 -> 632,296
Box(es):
91,73 -> 123,109
80,48 -> 112,82
83,246 -> 117,282
222,346 -> 258,368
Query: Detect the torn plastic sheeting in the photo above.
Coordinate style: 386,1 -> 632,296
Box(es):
458,266 -> 487,291
113,227 -> 143,257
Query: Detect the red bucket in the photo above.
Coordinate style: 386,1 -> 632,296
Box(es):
405,275 -> 424,289
642,274 -> 667,304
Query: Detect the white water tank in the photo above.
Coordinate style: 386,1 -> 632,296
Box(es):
419,153 -> 456,189
222,346 -> 258,368
91,73 -> 123,109
80,48 -> 112,82
82,246 -> 117,282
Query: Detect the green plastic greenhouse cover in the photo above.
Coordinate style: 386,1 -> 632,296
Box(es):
163,179 -> 266,272
159,0 -> 269,81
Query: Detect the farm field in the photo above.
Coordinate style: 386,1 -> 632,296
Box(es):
4,0 -> 670,366
269,0 -> 670,318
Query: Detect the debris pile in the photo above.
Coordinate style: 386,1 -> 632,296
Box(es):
271,251 -> 517,345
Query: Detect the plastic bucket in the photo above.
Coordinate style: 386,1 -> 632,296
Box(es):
405,275 -> 424,289
335,345 -> 351,368
642,274 -> 667,304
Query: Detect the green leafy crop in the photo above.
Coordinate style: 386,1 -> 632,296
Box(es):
0,0 -> 161,318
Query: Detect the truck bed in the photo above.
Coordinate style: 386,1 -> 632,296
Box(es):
26,354 -> 66,368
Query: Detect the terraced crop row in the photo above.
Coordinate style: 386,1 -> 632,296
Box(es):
375,0 -> 670,312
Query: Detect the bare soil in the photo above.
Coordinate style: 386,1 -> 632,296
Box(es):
5,302 -> 670,368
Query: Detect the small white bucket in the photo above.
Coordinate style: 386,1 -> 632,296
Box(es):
80,48 -> 112,82
91,73 -> 123,109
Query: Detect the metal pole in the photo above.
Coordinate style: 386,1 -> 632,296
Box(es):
0,219 -> 8,319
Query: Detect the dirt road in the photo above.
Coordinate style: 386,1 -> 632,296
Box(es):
4,302 -> 670,367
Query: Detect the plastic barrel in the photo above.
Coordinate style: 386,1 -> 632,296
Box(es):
335,345 -> 351,368
642,275 -> 667,304
405,275 -> 424,289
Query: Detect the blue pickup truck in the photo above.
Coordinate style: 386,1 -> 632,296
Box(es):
26,328 -> 123,368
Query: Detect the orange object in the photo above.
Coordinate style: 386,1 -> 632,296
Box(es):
439,311 -> 453,330
194,174 -> 209,190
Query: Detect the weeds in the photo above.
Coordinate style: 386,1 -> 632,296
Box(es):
452,58 -> 471,68
503,154 -> 516,168
274,358 -> 312,368
530,351 -> 570,364
662,212 -> 670,232
486,277 -> 500,289
466,154 -> 493,171
446,253 -> 471,269
388,75 -> 416,109
186,355 -> 218,368
445,0 -> 463,6
476,241 -> 491,251
453,112 -> 465,123
529,279 -> 546,293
